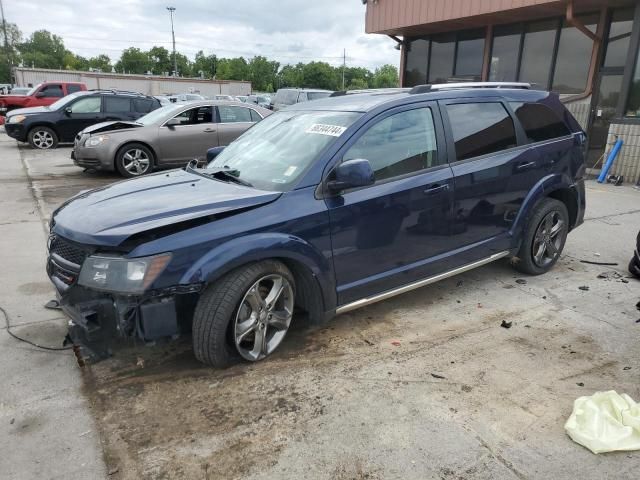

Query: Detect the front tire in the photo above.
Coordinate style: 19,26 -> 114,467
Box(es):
192,260 -> 295,367
115,143 -> 154,177
513,198 -> 569,275
28,126 -> 58,149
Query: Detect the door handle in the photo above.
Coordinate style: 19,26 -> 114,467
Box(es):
424,184 -> 449,195
203,128 -> 217,133
516,161 -> 536,171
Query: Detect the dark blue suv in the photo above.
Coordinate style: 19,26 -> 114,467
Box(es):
47,83 -> 586,366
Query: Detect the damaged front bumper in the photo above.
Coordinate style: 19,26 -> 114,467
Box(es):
47,235 -> 200,362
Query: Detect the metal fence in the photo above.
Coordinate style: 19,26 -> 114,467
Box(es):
13,68 -> 251,97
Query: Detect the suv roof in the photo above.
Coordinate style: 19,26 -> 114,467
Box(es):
277,88 -> 332,93
287,83 -> 550,113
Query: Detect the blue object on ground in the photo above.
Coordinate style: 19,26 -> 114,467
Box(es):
598,138 -> 624,183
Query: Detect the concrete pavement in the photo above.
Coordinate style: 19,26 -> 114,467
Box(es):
0,133 -> 107,479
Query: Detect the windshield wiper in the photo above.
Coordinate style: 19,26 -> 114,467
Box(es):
210,169 -> 253,187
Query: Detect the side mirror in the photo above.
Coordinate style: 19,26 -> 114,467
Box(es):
35,92 -> 45,98
206,146 -> 225,162
64,107 -> 72,116
327,158 -> 375,193
165,118 -> 181,127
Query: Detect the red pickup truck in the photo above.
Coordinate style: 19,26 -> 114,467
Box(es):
0,81 -> 87,117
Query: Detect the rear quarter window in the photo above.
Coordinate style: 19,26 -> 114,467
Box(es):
445,102 -> 517,161
133,98 -> 155,113
509,102 -> 571,143
105,97 -> 132,113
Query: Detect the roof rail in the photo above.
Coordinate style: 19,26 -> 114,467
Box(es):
88,88 -> 146,96
330,87 -> 410,97
409,82 -> 532,94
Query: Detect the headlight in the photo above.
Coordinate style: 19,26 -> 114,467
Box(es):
8,115 -> 26,124
78,253 -> 171,294
85,135 -> 109,147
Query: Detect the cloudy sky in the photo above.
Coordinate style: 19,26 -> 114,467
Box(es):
4,0 -> 399,71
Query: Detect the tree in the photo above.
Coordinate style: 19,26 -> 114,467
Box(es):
216,57 -> 250,81
347,78 -> 369,90
344,67 -> 372,89
18,30 -> 66,69
115,47 -> 151,74
193,50 -> 217,78
249,56 -> 279,92
174,52 -> 192,77
277,63 -> 304,88
0,22 -> 22,83
62,51 -> 88,71
148,46 -> 172,75
87,54 -> 112,72
371,64 -> 399,88
301,62 -> 338,90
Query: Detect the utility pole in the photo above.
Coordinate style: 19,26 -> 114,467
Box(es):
342,48 -> 346,90
0,0 -> 11,86
167,6 -> 178,76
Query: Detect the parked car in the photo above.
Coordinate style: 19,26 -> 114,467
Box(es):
5,90 -> 161,149
271,88 -> 332,111
9,87 -> 31,95
235,95 -> 248,103
247,94 -> 272,109
48,83 -> 586,366
213,94 -> 235,101
154,95 -> 174,106
0,81 -> 87,117
630,231 -> 640,278
173,93 -> 205,103
72,101 -> 271,177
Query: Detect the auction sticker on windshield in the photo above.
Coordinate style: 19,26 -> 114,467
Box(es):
305,124 -> 347,137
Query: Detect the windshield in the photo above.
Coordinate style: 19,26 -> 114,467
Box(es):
207,110 -> 361,191
136,104 -> 182,126
47,92 -> 84,110
308,92 -> 331,101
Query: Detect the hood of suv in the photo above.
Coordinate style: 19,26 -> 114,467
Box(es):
52,169 -> 281,247
7,106 -> 50,116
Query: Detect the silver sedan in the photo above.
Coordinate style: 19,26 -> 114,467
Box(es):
72,101 -> 271,177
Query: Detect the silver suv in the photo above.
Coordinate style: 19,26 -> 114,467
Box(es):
271,88 -> 332,111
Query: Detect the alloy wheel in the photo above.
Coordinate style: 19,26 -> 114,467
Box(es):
32,130 -> 54,149
234,274 -> 294,361
122,148 -> 150,175
532,211 -> 565,268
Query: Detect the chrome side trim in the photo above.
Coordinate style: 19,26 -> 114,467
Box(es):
335,251 -> 510,315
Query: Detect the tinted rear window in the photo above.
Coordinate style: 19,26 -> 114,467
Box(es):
133,98 -> 155,113
510,102 -> 571,143
104,97 -> 132,113
446,102 -> 517,161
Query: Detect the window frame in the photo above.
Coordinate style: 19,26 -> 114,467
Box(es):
325,101 -> 449,192
619,4 -> 640,121
67,95 -> 103,114
509,101 -> 573,144
439,97 -> 525,165
161,105 -> 214,127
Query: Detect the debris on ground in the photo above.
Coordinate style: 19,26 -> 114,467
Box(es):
624,367 -> 632,371
581,260 -> 619,266
363,339 -> 374,346
515,279 -> 527,285
431,373 -> 446,379
597,271 -> 623,280
43,299 -> 61,310
579,286 -> 590,291
577,382 -> 585,387
107,467 -> 120,476
565,391 -> 640,454
136,357 -> 145,368
594,252 -> 601,257
500,320 -> 513,329
636,301 -> 640,311
391,341 -> 401,347
503,284 -> 515,289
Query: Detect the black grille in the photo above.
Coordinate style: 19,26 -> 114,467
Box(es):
49,235 -> 87,266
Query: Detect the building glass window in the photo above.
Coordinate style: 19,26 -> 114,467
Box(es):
445,103 -> 517,161
428,33 -> 455,83
519,19 -> 559,89
626,49 -> 640,118
455,30 -> 485,79
603,8 -> 634,68
552,15 -> 598,94
489,24 -> 522,82
404,38 -> 429,87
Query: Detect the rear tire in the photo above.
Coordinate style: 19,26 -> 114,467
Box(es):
513,198 -> 569,275
115,143 -> 154,178
629,257 -> 640,279
192,260 -> 295,367
28,126 -> 58,149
